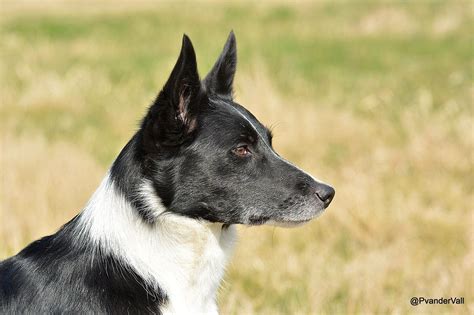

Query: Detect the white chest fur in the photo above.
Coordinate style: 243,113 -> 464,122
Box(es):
78,174 -> 237,314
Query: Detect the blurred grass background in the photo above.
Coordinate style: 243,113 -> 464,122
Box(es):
1,0 -> 473,314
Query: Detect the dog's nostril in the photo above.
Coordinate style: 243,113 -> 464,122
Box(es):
316,184 -> 335,206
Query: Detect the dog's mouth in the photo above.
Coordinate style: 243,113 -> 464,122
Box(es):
247,204 -> 327,227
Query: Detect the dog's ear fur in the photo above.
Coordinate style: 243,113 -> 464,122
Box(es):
204,31 -> 237,99
141,34 -> 203,151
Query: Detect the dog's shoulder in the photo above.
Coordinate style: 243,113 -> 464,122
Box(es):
0,222 -> 167,314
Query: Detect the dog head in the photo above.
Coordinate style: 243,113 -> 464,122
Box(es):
137,32 -> 334,226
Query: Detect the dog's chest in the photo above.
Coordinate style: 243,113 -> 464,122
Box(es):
157,221 -> 236,314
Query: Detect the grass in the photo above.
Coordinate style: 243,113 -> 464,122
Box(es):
1,1 -> 473,314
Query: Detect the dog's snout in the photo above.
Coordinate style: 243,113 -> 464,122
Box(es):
295,180 -> 335,207
315,183 -> 335,207
295,181 -> 311,194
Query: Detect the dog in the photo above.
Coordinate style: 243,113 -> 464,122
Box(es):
0,32 -> 334,314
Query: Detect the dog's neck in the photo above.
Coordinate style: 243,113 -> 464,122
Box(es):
78,173 -> 236,314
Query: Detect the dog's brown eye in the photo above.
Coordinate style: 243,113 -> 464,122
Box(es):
233,145 -> 251,157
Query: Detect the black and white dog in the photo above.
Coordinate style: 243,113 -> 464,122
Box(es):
0,32 -> 334,314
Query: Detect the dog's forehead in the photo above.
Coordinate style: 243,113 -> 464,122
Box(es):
206,97 -> 271,142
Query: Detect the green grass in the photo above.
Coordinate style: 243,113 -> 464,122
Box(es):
1,1 -> 473,314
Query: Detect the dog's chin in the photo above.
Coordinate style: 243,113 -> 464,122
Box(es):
265,219 -> 312,228
266,207 -> 327,228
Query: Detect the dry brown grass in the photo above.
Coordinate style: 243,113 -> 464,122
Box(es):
0,134 -> 103,256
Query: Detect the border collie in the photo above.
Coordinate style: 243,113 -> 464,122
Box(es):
0,32 -> 334,314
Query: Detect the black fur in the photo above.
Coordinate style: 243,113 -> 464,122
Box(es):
0,32 -> 335,313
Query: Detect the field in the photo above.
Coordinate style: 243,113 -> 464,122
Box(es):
1,1 -> 472,314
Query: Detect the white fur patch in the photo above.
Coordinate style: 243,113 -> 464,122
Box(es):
78,173 -> 237,314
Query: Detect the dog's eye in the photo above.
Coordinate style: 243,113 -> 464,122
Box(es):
233,145 -> 251,158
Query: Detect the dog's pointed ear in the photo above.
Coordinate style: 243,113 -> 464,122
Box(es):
162,34 -> 200,105
203,31 -> 237,99
141,34 -> 203,151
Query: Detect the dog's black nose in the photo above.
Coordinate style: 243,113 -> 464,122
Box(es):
315,184 -> 335,207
